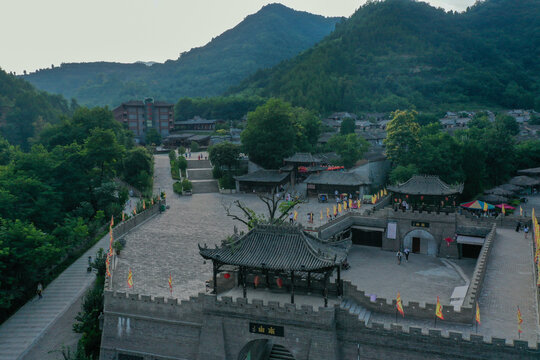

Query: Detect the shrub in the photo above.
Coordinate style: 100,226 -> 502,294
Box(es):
112,241 -> 123,255
182,179 -> 192,191
173,181 -> 183,194
212,166 -> 223,179
219,175 -> 236,189
177,156 -> 188,172
177,146 -> 186,155
168,150 -> 176,162
190,141 -> 200,152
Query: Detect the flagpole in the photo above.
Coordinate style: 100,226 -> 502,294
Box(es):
395,308 -> 398,323
475,321 -> 478,334
434,315 -> 437,328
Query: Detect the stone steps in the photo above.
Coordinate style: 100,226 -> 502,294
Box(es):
191,180 -> 219,194
340,298 -> 371,325
187,159 -> 212,169
187,168 -> 213,180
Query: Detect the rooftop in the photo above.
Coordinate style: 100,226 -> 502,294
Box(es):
388,175 -> 463,196
283,152 -> 322,164
199,225 -> 348,271
120,100 -> 173,107
305,171 -> 370,186
234,169 -> 289,183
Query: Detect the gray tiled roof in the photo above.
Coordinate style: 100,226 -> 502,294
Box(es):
284,152 -> 322,163
199,225 -> 347,271
388,175 -> 463,195
234,170 -> 289,183
509,175 -> 540,186
456,226 -> 491,237
305,171 -> 370,186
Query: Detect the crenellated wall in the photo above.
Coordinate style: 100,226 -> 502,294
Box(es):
100,290 -> 540,360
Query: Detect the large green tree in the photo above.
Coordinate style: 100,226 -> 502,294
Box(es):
327,133 -> 369,169
384,110 -> 420,166
241,98 -> 296,169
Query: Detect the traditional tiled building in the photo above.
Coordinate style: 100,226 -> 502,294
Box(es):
112,98 -> 174,143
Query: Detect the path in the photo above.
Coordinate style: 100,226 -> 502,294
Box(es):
0,234 -> 110,360
185,151 -> 218,194
477,227 -> 539,345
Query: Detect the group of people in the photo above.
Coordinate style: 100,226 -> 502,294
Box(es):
515,221 -> 530,238
396,248 -> 411,265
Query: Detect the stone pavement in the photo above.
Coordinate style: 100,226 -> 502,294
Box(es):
0,234 -> 109,360
339,245 -> 476,305
477,227 -> 539,345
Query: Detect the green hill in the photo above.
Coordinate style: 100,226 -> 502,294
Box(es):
0,69 -> 70,148
23,4 -> 339,107
230,0 -> 540,112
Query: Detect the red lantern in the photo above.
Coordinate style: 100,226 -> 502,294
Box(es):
420,196 -> 424,200
406,195 -> 409,199
394,198 -> 398,202
254,275 -> 260,287
223,273 -> 231,279
445,197 -> 448,201
276,277 -> 283,288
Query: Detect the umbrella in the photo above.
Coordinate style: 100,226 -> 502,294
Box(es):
478,194 -> 508,203
484,187 -> 513,196
495,203 -> 516,210
509,176 -> 540,187
498,183 -> 521,192
460,200 -> 495,210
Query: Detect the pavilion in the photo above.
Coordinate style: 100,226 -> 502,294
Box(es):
234,169 -> 290,193
388,175 -> 463,212
199,224 -> 349,306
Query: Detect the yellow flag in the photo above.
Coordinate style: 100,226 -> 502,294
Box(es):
520,206 -> 523,216
349,199 -> 353,209
483,201 -> 488,212
384,188 -> 387,196
293,211 -> 298,220
396,292 -> 404,317
143,200 -> 146,210
338,203 -> 342,213
320,210 -> 323,220
435,296 -> 444,320
502,204 -> 505,215
127,268 -> 133,288
475,302 -> 481,324
517,307 -> 523,333
122,212 -> 125,221
343,201 -> 347,210
357,200 -> 361,209
327,208 -> 330,218
333,205 -> 337,216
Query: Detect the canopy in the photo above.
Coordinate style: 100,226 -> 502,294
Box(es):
460,200 -> 495,210
496,203 -> 516,210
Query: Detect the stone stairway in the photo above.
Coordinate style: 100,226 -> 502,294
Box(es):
268,344 -> 295,360
340,298 -> 371,325
187,159 -> 219,194
0,234 -> 110,360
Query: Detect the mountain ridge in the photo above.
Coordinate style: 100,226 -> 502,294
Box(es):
23,4 -> 340,107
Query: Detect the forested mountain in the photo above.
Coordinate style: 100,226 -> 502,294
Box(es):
230,0 -> 540,113
0,69 -> 72,148
22,4 -> 340,107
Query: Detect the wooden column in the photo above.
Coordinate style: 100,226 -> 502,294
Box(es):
337,266 -> 341,296
265,270 -> 270,288
323,273 -> 329,308
290,271 -> 295,304
242,267 -> 247,298
212,261 -> 218,295
307,272 -> 311,293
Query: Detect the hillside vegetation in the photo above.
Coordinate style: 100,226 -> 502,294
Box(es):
23,4 -> 339,107
0,69 -> 72,148
231,0 -> 540,112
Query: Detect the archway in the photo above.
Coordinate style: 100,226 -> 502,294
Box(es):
403,229 -> 438,256
238,339 -> 295,360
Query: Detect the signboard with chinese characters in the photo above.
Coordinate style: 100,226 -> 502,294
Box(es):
411,221 -> 430,228
249,322 -> 284,337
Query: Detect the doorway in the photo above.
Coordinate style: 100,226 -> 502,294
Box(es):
412,237 -> 421,253
352,228 -> 383,247
461,243 -> 482,258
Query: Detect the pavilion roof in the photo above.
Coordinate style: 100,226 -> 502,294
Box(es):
518,167 -> 540,176
388,175 -> 463,196
234,170 -> 289,183
283,152 -> 321,164
199,225 -> 347,271
509,175 -> 540,187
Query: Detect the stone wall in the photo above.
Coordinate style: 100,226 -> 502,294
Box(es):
100,291 -> 540,360
111,202 -> 162,240
342,281 -> 473,324
463,224 -> 496,307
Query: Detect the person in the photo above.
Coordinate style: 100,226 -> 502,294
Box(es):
289,212 -> 294,224
516,221 -> 521,232
37,282 -> 43,299
396,251 -> 402,265
404,248 -> 410,262
524,225 -> 529,239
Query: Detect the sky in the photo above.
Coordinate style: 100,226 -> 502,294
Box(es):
1,0 -> 477,74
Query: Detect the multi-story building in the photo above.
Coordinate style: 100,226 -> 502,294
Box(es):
113,98 -> 174,143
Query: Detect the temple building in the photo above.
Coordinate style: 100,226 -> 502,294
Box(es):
304,171 -> 370,198
199,225 -> 349,306
112,98 -> 174,143
234,170 -> 290,193
388,175 -> 463,212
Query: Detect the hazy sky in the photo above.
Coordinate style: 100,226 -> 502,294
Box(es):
2,0 -> 476,74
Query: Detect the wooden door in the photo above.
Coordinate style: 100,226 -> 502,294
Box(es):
412,237 -> 421,253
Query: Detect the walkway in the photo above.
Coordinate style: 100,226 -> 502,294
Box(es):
477,227 -> 539,345
0,234 -> 110,360
185,151 -> 218,194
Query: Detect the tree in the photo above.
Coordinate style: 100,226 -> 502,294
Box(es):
190,141 -> 200,152
327,133 -> 369,169
384,110 -> 420,166
209,142 -> 241,173
122,148 -> 153,191
495,113 -> 519,136
291,107 -> 321,152
241,98 -> 296,169
145,128 -> 162,145
340,117 -> 356,135
389,164 -> 418,184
